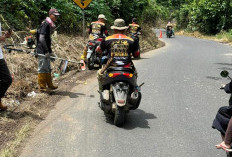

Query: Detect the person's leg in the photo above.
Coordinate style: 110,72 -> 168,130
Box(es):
46,72 -> 58,90
134,38 -> 139,51
37,56 -> 48,91
38,73 -> 47,90
0,59 -> 12,110
222,133 -> 225,141
41,57 -> 58,90
213,106 -> 232,149
81,46 -> 88,60
229,94 -> 232,106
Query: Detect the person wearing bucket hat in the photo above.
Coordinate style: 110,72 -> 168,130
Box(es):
36,8 -> 60,91
81,14 -> 109,61
98,14 -> 107,20
96,18 -> 138,91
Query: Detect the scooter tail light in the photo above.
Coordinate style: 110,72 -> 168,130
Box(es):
88,42 -> 94,46
108,73 -> 121,78
97,38 -> 103,42
134,51 -> 140,57
123,73 -> 133,78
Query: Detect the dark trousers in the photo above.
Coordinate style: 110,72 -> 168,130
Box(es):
0,59 -> 12,98
131,36 -> 140,51
212,106 -> 232,135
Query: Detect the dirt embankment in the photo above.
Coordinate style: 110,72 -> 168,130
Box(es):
0,25 -> 161,156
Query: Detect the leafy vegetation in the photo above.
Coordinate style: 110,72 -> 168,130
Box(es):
181,0 -> 232,34
139,0 -> 232,35
1,0 -> 231,35
158,0 -> 232,34
0,0 -> 160,33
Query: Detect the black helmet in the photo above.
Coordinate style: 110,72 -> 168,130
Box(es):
132,18 -> 137,23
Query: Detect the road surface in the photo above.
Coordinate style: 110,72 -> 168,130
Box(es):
20,34 -> 232,157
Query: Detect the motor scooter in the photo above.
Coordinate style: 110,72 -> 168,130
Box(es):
130,32 -> 141,58
217,70 -> 232,157
98,56 -> 144,126
86,34 -> 103,70
166,26 -> 173,38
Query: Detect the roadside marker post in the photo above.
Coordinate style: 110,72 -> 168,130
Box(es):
72,0 -> 93,41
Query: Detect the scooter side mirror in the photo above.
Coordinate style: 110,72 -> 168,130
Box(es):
220,70 -> 229,78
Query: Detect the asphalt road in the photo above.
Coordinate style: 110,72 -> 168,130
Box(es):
20,34 -> 232,157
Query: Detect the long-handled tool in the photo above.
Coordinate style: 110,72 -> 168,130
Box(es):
0,14 -> 22,43
3,45 -> 86,71
100,54 -> 115,74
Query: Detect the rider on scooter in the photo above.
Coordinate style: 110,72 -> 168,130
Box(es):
128,18 -> 141,35
127,18 -> 141,58
81,14 -> 109,61
96,18 -> 139,92
166,21 -> 174,36
212,82 -> 232,151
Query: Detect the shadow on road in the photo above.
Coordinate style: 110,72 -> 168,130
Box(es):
104,109 -> 157,129
206,76 -> 222,80
207,63 -> 232,80
215,63 -> 232,66
216,62 -> 232,71
50,91 -> 95,98
218,67 -> 232,71
123,109 -> 157,130
132,57 -> 149,60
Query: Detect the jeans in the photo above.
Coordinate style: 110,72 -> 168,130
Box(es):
38,56 -> 52,73
0,59 -> 12,98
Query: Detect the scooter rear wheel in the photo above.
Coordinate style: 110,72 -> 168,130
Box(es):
114,106 -> 125,127
87,55 -> 94,70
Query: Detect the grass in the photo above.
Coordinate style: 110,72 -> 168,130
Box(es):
215,31 -> 232,43
0,120 -> 33,157
176,30 -> 232,45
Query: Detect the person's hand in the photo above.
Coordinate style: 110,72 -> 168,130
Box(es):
33,50 -> 38,58
45,53 -> 50,58
97,69 -> 103,76
215,141 -> 231,151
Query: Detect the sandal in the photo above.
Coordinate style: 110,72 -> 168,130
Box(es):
216,143 -> 228,149
226,149 -> 232,152
216,144 -> 224,149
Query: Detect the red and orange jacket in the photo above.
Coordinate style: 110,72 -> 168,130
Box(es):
128,23 -> 141,34
100,34 -> 137,65
88,21 -> 108,37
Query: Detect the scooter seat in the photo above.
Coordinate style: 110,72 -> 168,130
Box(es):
107,66 -> 134,73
